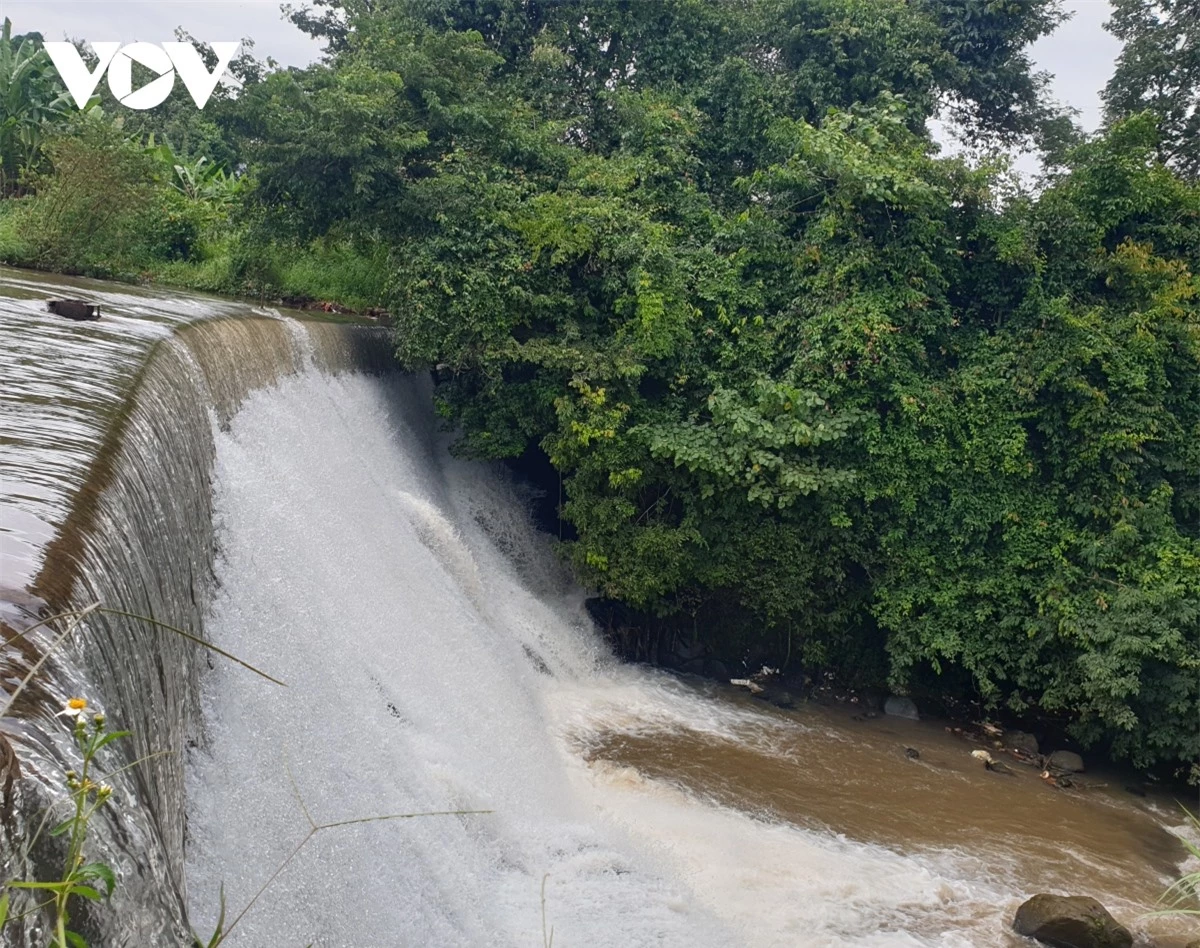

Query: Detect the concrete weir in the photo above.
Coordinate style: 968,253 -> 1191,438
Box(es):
0,267 -> 390,945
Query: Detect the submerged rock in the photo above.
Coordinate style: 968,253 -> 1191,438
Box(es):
758,683 -> 796,709
1047,750 -> 1085,773
680,657 -> 706,676
972,749 -> 1016,775
1012,894 -> 1132,948
883,695 -> 919,720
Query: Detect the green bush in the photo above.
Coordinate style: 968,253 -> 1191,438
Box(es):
0,196 -> 32,262
278,236 -> 389,309
1,119 -> 211,277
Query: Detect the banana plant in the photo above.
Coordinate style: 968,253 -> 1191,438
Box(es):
153,140 -> 244,206
0,19 -> 99,193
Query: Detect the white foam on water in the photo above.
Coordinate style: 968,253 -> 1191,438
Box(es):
181,367 -> 1085,947
564,757 -> 1019,948
277,315 -> 316,369
184,370 -> 731,947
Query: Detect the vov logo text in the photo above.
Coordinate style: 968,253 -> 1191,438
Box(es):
44,41 -> 241,111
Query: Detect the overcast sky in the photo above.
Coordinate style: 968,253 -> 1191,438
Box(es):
5,0 -> 1123,133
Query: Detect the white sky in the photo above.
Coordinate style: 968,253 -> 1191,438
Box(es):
1032,0 -> 1123,133
0,1 -> 325,66
3,0 -> 1123,137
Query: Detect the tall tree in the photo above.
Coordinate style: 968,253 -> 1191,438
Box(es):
254,0 -> 1200,774
1104,0 -> 1200,179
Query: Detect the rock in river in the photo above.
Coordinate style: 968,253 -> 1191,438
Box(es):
883,695 -> 919,720
1012,894 -> 1132,948
1047,750 -> 1085,773
1005,730 -> 1039,756
46,299 -> 100,320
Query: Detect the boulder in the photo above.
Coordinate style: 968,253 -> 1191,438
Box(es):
679,658 -> 705,676
1012,894 -> 1132,948
1006,730 -> 1039,756
674,639 -> 706,662
884,695 -> 919,720
1047,750 -> 1085,773
758,684 -> 796,709
703,658 -> 730,681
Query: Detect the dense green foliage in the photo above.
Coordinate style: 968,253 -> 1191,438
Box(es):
1104,0 -> 1200,180
2,1 -> 1197,774
0,20 -> 90,194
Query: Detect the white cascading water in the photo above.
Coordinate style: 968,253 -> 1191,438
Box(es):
182,366 -> 1065,947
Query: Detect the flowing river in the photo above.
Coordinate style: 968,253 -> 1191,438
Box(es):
0,268 -> 1194,947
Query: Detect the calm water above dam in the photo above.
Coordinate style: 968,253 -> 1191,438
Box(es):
0,267 -> 1195,946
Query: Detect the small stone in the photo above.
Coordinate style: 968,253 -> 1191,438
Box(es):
905,747 -> 920,759
1047,750 -> 1085,773
1013,894 -> 1132,948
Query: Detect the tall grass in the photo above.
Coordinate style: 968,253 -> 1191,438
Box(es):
155,234 -> 391,312
1150,806 -> 1200,919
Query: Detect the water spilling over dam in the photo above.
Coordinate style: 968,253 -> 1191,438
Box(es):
0,268 -> 1193,946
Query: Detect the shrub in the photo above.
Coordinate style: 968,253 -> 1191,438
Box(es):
9,118 -> 204,276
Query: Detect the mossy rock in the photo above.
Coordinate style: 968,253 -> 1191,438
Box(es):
1013,894 -> 1132,948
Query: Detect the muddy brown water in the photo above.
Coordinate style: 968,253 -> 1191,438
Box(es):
564,678 -> 1200,946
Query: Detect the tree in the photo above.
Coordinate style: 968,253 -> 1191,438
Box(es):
1104,0 -> 1200,179
235,0 -> 1200,773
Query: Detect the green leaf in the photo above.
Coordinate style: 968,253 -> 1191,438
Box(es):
91,731 -> 131,752
75,863 -> 116,897
49,818 -> 76,838
67,884 -> 102,901
192,881 -> 227,948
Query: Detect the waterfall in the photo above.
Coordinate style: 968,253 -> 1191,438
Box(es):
0,269 -> 390,945
2,269 -> 1187,947
183,370 -> 737,947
